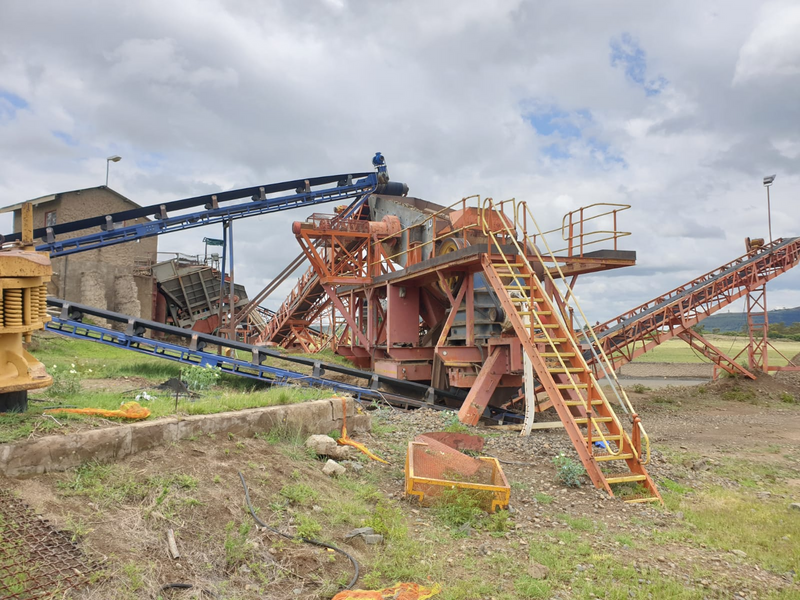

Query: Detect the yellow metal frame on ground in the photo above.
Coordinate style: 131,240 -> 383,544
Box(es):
404,441 -> 511,513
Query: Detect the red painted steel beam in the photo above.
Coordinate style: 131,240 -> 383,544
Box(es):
676,329 -> 756,379
457,346 -> 507,425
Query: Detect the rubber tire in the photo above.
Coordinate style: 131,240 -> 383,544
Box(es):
0,390 -> 28,413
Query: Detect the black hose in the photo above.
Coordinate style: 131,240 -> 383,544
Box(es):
160,582 -> 219,598
237,471 -> 359,590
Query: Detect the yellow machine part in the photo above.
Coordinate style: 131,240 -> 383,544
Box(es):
0,203 -> 53,412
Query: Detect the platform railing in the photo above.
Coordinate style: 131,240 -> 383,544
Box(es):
526,203 -> 631,258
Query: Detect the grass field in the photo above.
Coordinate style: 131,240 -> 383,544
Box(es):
631,335 -> 800,366
0,334 -> 329,444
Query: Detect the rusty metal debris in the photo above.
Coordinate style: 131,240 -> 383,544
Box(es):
0,490 -> 99,599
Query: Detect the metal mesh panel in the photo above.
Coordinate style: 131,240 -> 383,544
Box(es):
0,490 -> 99,599
412,436 -> 494,484
406,435 -> 510,512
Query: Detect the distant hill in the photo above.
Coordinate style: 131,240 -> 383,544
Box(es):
698,306 -> 800,333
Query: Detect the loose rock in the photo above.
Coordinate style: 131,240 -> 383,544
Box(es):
306,435 -> 351,460
322,459 -> 346,477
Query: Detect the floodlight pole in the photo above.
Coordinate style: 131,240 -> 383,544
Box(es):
766,184 -> 772,244
763,174 -> 776,244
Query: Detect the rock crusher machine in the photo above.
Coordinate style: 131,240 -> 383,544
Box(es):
292,189 -> 662,502
0,204 -> 52,412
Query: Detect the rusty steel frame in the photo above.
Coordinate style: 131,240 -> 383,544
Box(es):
676,329 -> 756,379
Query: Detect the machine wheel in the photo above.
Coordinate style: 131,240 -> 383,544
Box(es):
0,390 -> 28,413
436,238 -> 470,295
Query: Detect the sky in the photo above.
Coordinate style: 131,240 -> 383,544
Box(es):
0,0 -> 799,322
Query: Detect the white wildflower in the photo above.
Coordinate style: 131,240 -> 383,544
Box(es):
69,369 -> 77,374
70,363 -> 75,368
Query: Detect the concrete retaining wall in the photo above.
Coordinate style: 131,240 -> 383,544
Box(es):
0,397 -> 370,478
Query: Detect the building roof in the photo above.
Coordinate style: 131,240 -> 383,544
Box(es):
0,186 -> 142,215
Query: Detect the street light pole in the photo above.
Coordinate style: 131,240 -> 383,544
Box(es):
767,185 -> 772,244
763,174 -> 776,244
106,155 -> 122,186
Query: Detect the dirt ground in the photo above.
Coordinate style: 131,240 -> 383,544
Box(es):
3,369 -> 800,599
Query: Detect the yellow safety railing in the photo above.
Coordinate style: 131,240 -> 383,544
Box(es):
478,198 -> 625,458
523,203 -> 631,257
514,198 -> 650,464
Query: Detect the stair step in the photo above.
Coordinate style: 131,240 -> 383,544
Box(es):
556,383 -> 588,389
548,367 -> 585,373
541,352 -> 575,358
564,398 -> 602,405
605,474 -> 647,485
534,337 -> 568,343
594,453 -> 634,462
573,416 -> 613,424
516,311 -> 553,317
505,285 -> 531,290
511,297 -> 544,303
624,496 -> 662,504
584,433 -> 622,441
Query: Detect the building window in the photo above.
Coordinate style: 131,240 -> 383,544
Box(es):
45,210 -> 57,227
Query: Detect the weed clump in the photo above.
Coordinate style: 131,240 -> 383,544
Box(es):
49,364 -> 82,396
295,514 -> 322,539
432,487 -> 492,529
552,453 -> 584,487
223,521 -> 253,569
363,501 -> 407,540
280,483 -> 318,505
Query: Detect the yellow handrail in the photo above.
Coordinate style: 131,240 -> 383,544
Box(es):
477,197 -> 623,457
512,198 -> 650,464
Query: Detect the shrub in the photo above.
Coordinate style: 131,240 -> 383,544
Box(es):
552,453 -> 584,487
181,364 -> 221,391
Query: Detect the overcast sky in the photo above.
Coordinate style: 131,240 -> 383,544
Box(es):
1,0 -> 798,321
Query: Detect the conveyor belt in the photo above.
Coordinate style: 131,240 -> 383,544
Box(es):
45,298 -> 466,411
589,237 -> 800,366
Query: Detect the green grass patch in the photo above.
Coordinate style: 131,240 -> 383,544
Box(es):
279,483 -> 318,505
674,487 -> 800,573
629,336 -> 800,366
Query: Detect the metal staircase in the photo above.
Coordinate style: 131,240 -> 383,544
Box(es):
254,266 -> 328,349
472,198 -> 661,503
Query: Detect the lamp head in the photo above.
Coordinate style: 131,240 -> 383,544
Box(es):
107,155 -> 122,163
763,174 -> 776,187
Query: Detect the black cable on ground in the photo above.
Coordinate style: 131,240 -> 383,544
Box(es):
160,582 -> 219,598
238,471 -> 360,590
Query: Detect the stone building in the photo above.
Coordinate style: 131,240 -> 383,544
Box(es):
0,186 -> 158,320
